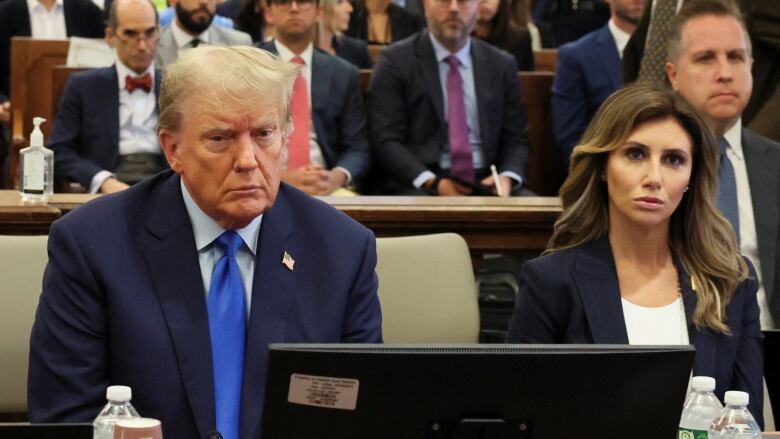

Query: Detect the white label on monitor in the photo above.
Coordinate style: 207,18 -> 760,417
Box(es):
287,373 -> 359,410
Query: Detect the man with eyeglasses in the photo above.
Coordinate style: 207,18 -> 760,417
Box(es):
48,0 -> 164,193
367,0 -> 531,196
155,0 -> 252,68
0,0 -> 104,185
258,0 -> 370,194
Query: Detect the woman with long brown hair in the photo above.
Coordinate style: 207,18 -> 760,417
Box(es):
507,83 -> 764,424
473,0 -> 534,70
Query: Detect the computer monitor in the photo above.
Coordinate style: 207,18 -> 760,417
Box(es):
0,423 -> 92,439
262,344 -> 695,439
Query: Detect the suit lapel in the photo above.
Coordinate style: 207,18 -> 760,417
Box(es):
240,185 -> 299,439
63,0 -> 76,37
16,0 -> 32,36
743,128 -> 780,303
595,26 -> 622,90
102,67 -> 120,162
572,238 -> 629,343
417,32 -> 445,123
141,175 -> 216,438
310,51 -> 331,163
157,28 -> 178,67
471,40 -> 493,156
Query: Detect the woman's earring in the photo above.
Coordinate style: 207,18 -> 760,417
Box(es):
684,186 -> 689,192
600,173 -> 606,181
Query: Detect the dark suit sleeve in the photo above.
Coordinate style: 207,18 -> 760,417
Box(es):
49,75 -> 108,189
512,31 -> 535,71
367,50 -> 432,185
28,220 -> 109,422
331,67 -> 371,185
552,43 -> 589,164
341,228 -> 383,342
506,257 -> 569,343
494,56 -> 530,179
731,261 -> 765,427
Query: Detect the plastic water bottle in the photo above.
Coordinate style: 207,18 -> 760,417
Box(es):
93,385 -> 141,439
708,391 -> 761,438
679,376 -> 723,439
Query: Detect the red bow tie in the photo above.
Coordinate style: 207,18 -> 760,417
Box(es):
125,73 -> 152,93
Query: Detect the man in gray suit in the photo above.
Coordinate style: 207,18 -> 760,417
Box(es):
666,0 -> 780,328
155,0 -> 251,68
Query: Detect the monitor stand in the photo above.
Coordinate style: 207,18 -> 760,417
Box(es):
429,418 -> 530,439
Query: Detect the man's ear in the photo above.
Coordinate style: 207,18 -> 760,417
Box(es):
105,26 -> 117,48
665,61 -> 679,91
159,129 -> 184,173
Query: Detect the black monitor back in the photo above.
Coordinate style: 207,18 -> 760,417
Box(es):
0,423 -> 92,439
262,344 -> 695,439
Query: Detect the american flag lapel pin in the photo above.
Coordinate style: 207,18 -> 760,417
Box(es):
282,251 -> 295,271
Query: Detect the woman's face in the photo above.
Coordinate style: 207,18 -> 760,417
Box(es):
477,0 -> 499,21
331,0 -> 353,32
605,117 -> 694,232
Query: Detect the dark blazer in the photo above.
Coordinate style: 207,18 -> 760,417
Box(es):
743,128 -> 780,325
28,171 -> 383,439
367,31 -> 531,194
345,2 -> 425,44
48,66 -> 163,190
0,0 -> 104,98
332,34 -> 373,69
257,41 -> 371,185
552,24 -> 622,163
473,28 -> 535,71
506,237 -> 764,427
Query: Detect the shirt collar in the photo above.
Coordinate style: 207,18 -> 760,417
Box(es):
27,0 -> 63,14
723,118 -> 744,160
115,60 -> 156,90
429,32 -> 472,70
180,179 -> 262,255
273,40 -> 314,66
607,18 -> 631,57
171,19 -> 210,50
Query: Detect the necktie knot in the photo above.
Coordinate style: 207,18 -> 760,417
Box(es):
446,55 -> 460,70
191,38 -> 201,48
291,56 -> 305,66
718,137 -> 729,156
125,73 -> 152,93
216,231 -> 243,259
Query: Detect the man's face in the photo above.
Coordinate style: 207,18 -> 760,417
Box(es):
265,0 -> 320,43
160,95 -> 287,230
175,0 -> 217,35
425,0 -> 479,51
666,14 -> 753,135
107,0 -> 158,74
609,0 -> 644,26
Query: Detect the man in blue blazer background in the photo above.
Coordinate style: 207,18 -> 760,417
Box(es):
366,0 -> 530,196
259,0 -> 370,194
551,0 -> 643,166
49,0 -> 165,193
28,45 -> 382,439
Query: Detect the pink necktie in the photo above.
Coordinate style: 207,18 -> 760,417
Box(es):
446,55 -> 474,183
288,56 -> 311,169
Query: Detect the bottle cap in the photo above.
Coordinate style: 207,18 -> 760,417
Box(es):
724,390 -> 749,406
29,117 -> 46,148
691,376 -> 716,392
106,385 -> 132,402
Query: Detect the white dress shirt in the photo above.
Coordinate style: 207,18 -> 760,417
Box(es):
181,180 -> 262,321
90,61 -> 160,193
607,18 -> 631,59
171,20 -> 211,56
27,0 -> 67,40
622,298 -> 690,345
724,120 -> 774,329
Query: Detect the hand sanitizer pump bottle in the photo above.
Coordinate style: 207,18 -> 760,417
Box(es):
19,117 -> 54,202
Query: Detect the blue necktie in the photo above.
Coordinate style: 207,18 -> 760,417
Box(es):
716,137 -> 740,243
207,231 -> 247,439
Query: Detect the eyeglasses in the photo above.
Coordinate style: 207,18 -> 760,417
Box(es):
116,27 -> 159,44
270,0 -> 316,8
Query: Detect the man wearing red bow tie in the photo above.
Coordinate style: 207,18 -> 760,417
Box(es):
49,0 -> 165,193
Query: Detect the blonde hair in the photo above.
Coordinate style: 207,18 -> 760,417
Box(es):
551,83 -> 747,333
158,45 -> 299,135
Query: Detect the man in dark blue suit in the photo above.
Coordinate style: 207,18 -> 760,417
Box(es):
367,0 -> 530,196
552,0 -> 643,165
259,0 -> 369,194
28,45 -> 382,439
50,0 -> 164,193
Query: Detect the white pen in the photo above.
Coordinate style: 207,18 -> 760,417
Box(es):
490,164 -> 504,197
